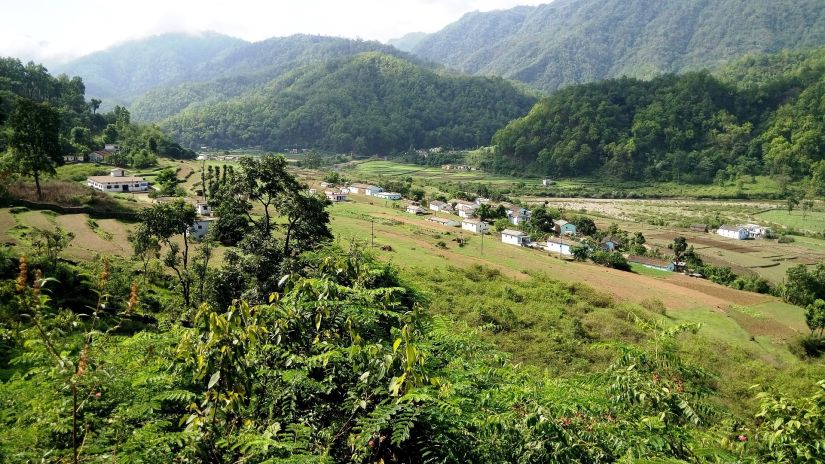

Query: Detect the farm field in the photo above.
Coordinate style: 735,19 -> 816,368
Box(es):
327,194 -> 807,358
758,209 -> 825,233
344,160 -> 539,186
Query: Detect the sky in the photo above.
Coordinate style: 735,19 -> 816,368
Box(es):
0,0 -> 548,65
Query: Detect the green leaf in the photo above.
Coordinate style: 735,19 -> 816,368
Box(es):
393,338 -> 402,353
208,371 -> 221,389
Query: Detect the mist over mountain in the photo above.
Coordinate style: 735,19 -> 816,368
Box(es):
53,32 -> 248,106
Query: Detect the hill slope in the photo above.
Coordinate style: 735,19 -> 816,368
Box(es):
53,32 -> 247,105
160,52 -> 536,153
488,47 -> 825,183
129,35 -> 414,122
411,0 -> 825,92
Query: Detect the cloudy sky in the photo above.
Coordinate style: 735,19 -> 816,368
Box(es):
1,0 -> 548,65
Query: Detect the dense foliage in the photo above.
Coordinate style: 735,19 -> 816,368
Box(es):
160,52 -> 535,154
490,52 -> 825,183
129,35 -> 415,122
0,58 -> 192,173
410,0 -> 825,93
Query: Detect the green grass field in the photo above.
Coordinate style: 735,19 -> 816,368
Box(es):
758,208 -> 825,233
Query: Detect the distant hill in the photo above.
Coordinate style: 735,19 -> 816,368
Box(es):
159,52 -> 536,154
387,32 -> 428,52
487,47 -> 825,184
410,0 -> 825,92
53,32 -> 247,106
129,35 -> 413,122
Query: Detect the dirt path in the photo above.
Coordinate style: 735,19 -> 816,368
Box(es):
0,209 -> 16,244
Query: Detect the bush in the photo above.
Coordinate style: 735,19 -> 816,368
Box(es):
590,250 -> 630,271
640,298 -> 667,316
789,335 -> 825,359
778,235 -> 795,243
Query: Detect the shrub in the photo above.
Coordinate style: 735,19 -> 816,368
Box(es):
590,250 -> 630,271
640,298 -> 667,316
789,335 -> 825,359
778,235 -> 795,244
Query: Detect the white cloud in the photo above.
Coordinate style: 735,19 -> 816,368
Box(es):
0,0 -> 549,65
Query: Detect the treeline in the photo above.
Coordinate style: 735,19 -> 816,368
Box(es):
490,52 -> 825,184
0,57 -> 193,170
160,52 -> 535,154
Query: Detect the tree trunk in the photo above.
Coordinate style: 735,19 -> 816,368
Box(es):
34,171 -> 42,201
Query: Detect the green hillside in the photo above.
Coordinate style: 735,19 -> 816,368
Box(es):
411,0 -> 825,92
489,46 -> 825,184
129,35 -> 418,122
160,52 -> 536,153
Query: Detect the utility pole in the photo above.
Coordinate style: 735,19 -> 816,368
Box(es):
481,225 -> 484,256
371,218 -> 375,247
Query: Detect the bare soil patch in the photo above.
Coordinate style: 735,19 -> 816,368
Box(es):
55,214 -> 129,259
723,307 -> 799,342
0,209 -> 17,244
664,274 -> 769,306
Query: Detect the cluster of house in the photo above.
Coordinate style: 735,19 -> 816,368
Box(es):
716,223 -> 771,240
318,183 -> 405,203
65,144 -> 120,164
195,153 -> 240,162
87,168 -> 150,193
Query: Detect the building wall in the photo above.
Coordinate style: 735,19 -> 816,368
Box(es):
546,242 -> 572,256
502,234 -> 525,246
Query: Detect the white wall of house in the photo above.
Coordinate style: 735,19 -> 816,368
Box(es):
501,232 -> 528,246
717,228 -> 748,240
461,221 -> 488,234
546,241 -> 572,256
190,219 -> 214,240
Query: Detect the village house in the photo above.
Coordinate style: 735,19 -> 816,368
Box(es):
600,236 -> 621,251
554,219 -> 577,236
347,183 -> 383,196
743,224 -> 772,239
509,209 -> 530,226
376,191 -> 402,200
501,229 -> 529,246
86,168 -> 149,193
627,255 -> 676,272
63,154 -> 81,163
427,216 -> 460,227
406,204 -> 427,215
325,189 -> 348,202
545,237 -> 572,256
87,144 -> 120,163
690,224 -> 708,233
717,225 -> 749,240
452,200 -> 478,218
196,202 -> 211,216
475,197 -> 491,205
189,217 -> 216,240
461,218 -> 489,234
429,200 -> 451,212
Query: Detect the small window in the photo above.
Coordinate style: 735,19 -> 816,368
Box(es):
106,185 -> 111,189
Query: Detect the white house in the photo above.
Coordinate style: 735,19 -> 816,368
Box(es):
743,224 -> 772,239
189,217 -> 216,240
87,169 -> 149,193
406,204 -> 427,215
453,200 -> 478,218
429,200 -> 450,212
325,190 -> 348,202
427,217 -> 460,227
461,219 -> 489,234
376,192 -> 402,200
546,238 -> 573,256
509,209 -> 530,226
196,202 -> 211,216
63,154 -> 81,163
348,183 -> 383,196
501,229 -> 529,246
717,225 -> 749,240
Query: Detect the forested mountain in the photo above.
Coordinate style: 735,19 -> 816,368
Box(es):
53,32 -> 247,106
129,35 -> 414,122
488,47 -> 825,184
160,52 -> 536,153
410,0 -> 825,93
0,57 -> 191,171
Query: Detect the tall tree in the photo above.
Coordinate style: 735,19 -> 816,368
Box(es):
135,200 -> 198,307
5,98 -> 62,200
